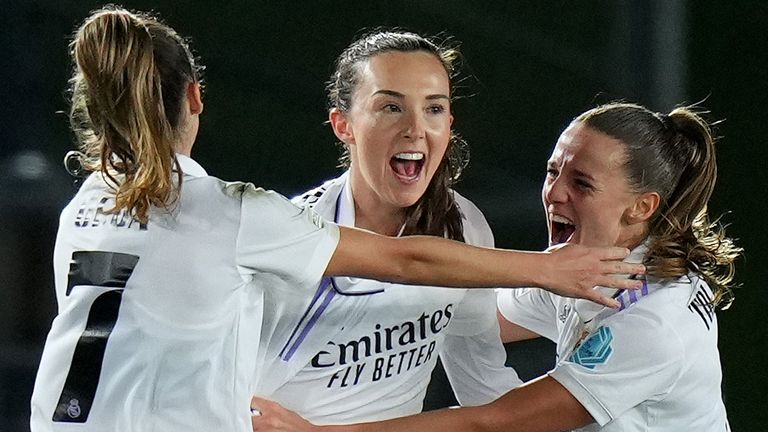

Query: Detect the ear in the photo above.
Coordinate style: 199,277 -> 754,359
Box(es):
187,81 -> 203,115
329,108 -> 355,145
624,192 -> 661,225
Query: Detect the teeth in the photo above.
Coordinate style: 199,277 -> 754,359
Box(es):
550,214 -> 574,225
394,152 -> 424,161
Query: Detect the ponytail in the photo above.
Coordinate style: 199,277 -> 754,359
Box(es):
69,6 -> 199,223
578,103 -> 742,308
645,108 -> 741,307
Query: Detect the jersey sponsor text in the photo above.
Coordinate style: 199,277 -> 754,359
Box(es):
310,305 -> 453,388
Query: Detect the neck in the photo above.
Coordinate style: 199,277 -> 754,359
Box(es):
349,180 -> 406,237
353,204 -> 406,236
618,225 -> 650,251
175,139 -> 193,157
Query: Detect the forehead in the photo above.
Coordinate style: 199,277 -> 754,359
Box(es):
355,51 -> 450,94
550,122 -> 627,171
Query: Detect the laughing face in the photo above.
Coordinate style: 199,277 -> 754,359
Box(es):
331,50 -> 453,215
543,122 -> 649,249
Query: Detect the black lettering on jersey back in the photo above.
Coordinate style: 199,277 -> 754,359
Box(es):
74,197 -> 148,230
688,282 -> 715,330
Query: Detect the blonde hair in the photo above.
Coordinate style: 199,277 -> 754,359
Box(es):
69,6 -> 201,223
577,103 -> 742,308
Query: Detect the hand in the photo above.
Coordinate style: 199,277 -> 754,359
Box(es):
251,396 -> 317,432
540,243 -> 645,308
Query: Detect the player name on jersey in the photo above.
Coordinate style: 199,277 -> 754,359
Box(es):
74,196 -> 148,230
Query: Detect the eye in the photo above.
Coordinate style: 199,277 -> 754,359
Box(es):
546,167 -> 559,178
383,103 -> 401,113
427,104 -> 446,115
575,178 -> 594,190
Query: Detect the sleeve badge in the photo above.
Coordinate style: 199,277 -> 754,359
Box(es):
567,326 -> 614,369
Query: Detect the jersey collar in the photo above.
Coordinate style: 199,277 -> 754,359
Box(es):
572,241 -> 650,321
336,173 -> 356,227
175,154 -> 208,178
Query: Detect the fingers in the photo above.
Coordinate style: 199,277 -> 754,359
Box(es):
250,395 -> 315,432
587,291 -> 621,309
606,260 -> 645,276
596,275 -> 643,290
598,246 -> 631,260
251,396 -> 271,411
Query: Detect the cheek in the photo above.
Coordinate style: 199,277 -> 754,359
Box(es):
587,210 -> 623,238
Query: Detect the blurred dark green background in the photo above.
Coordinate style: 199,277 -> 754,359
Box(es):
1,1 -> 765,430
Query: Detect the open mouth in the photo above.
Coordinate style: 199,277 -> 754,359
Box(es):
550,214 -> 576,244
390,152 -> 425,183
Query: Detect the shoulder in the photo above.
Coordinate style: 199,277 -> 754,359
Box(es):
626,274 -> 704,313
176,179 -> 295,226
452,190 -> 493,247
291,175 -> 345,208
236,183 -> 299,213
451,190 -> 484,219
599,295 -> 687,369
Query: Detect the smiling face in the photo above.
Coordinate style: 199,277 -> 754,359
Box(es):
331,50 -> 453,215
543,122 -> 651,249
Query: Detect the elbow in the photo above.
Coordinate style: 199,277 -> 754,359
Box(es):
380,237 -> 421,284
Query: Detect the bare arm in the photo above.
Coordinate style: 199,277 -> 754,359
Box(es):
325,225 -> 644,308
497,310 -> 541,343
252,376 -> 592,432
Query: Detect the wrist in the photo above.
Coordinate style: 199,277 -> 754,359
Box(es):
522,251 -> 551,289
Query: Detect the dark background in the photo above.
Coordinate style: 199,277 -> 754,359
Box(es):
1,1 -> 765,430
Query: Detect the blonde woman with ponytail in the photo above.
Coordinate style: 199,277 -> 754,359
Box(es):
251,102 -> 740,432
30,7 -> 645,432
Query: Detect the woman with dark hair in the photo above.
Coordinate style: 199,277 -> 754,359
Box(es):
29,8 -> 642,432
251,102 -> 740,431
251,30 -> 526,424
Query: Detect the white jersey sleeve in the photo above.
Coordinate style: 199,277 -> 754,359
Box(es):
234,183 -> 339,287
439,193 -> 522,405
497,287 -> 560,341
550,302 -> 685,427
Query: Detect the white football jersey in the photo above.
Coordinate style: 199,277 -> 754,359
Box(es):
497,245 -> 730,431
30,155 -> 339,432
253,172 -> 520,425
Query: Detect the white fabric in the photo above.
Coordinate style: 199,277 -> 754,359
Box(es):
30,155 -> 339,432
254,172 -> 520,424
497,245 -> 730,431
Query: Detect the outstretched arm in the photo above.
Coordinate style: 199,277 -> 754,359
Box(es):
326,226 -> 644,308
252,375 -> 593,432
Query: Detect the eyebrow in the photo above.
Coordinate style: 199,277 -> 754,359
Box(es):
573,168 -> 597,182
372,89 -> 450,101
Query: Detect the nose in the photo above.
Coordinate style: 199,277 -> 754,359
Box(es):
402,110 -> 426,141
543,174 -> 567,205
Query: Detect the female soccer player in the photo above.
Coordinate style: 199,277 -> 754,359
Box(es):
253,30 -> 521,424
29,7 -> 642,432
251,102 -> 741,431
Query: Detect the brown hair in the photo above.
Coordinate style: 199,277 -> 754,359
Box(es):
69,5 -> 202,223
327,29 -> 469,241
577,103 -> 742,307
